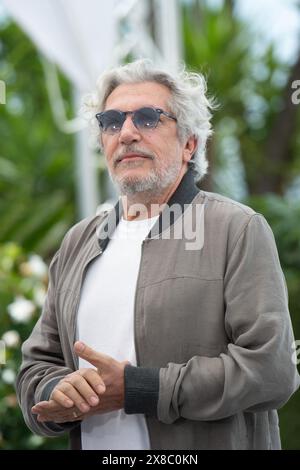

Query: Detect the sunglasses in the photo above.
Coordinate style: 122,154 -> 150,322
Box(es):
95,107 -> 177,135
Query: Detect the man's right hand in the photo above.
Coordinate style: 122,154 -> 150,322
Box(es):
31,367 -> 106,421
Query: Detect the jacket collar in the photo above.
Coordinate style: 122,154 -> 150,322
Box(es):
97,168 -> 199,251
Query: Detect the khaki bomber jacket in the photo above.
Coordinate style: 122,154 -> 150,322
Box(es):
16,170 -> 300,449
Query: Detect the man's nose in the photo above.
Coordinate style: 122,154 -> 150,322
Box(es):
118,115 -> 142,145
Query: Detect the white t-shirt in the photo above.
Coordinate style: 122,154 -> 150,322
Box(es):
76,215 -> 159,450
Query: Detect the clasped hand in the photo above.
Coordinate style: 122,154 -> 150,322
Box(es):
31,341 -> 130,424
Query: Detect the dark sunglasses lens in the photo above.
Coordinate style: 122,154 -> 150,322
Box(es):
134,108 -> 159,129
99,110 -> 124,133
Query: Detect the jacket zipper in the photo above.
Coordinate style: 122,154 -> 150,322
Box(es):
133,241 -> 144,368
133,239 -> 153,449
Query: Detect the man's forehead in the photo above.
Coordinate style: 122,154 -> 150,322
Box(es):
104,81 -> 171,110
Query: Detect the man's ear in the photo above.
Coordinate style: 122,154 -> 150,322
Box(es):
183,135 -> 198,163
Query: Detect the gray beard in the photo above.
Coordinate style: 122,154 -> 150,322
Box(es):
109,162 -> 181,196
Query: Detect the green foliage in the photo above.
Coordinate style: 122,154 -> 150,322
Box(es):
0,242 -> 67,449
246,195 -> 300,449
0,18 -> 74,449
0,20 -> 76,259
182,0 -> 299,195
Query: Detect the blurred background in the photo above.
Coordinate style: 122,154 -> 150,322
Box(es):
0,0 -> 299,450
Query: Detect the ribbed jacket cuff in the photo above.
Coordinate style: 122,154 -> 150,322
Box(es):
40,377 -> 61,401
124,365 -> 160,416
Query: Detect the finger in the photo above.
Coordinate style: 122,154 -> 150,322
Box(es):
52,383 -> 91,413
32,400 -> 69,416
64,374 -> 102,407
32,400 -> 57,414
36,404 -> 82,420
49,388 -> 76,409
32,401 -> 47,413
74,341 -> 110,370
37,414 -> 52,423
33,398 -> 69,411
36,409 -> 75,420
79,368 -> 106,395
37,411 -> 82,423
36,394 -> 73,410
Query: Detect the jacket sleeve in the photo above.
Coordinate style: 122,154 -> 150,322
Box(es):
124,214 -> 300,422
15,250 -> 77,437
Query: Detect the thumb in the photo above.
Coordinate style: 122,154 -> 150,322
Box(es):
74,341 -> 109,369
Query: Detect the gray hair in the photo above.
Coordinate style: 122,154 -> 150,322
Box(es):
83,59 -> 216,182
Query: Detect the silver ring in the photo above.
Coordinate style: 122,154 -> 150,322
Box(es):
72,411 -> 78,418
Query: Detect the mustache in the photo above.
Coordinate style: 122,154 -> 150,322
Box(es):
113,146 -> 155,166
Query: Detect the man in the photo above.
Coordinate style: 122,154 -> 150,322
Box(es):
17,59 -> 299,450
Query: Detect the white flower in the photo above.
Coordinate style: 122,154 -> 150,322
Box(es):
2,330 -> 20,348
20,254 -> 48,278
2,368 -> 16,384
33,285 -> 46,307
27,255 -> 48,278
28,435 -> 45,447
7,296 -> 35,323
